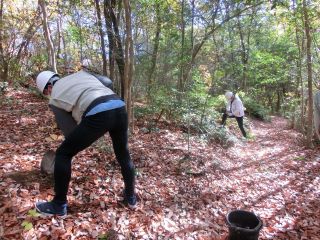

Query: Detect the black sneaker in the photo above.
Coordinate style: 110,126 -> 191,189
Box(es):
35,201 -> 67,217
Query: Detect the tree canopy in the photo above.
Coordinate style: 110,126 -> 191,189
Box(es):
1,1 -> 319,141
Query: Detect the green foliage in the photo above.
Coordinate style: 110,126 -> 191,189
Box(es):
210,95 -> 227,113
181,108 -> 238,148
1,0 -> 317,143
135,68 -> 241,147
135,85 -> 182,120
67,25 -> 85,44
282,95 -> 304,131
250,51 -> 289,86
21,220 -> 33,231
98,234 -> 108,240
20,210 -> 40,232
29,54 -> 48,72
27,209 -> 40,217
281,94 -> 299,117
294,156 -> 306,161
243,96 -> 270,121
98,229 -> 118,240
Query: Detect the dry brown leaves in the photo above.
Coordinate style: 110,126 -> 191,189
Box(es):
0,89 -> 319,239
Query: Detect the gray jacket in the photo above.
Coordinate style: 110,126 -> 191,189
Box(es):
49,70 -> 114,124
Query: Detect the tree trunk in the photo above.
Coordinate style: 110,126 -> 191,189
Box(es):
226,4 -> 236,81
94,0 -> 107,75
123,0 -> 134,129
177,0 -> 185,92
303,0 -> 313,147
56,1 -> 62,58
74,9 -> 83,61
0,0 -> 3,59
104,0 -> 115,80
190,0 -> 195,49
276,90 -> 281,113
147,2 -> 161,98
104,0 -> 125,98
39,0 -> 57,72
295,17 -> 304,129
236,11 -> 253,93
0,0 -> 6,81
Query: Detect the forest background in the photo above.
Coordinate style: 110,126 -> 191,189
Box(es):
1,0 -> 320,239
0,0 -> 319,147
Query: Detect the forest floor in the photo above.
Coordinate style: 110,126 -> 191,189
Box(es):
0,88 -> 320,240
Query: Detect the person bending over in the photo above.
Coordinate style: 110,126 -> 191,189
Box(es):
35,68 -> 136,216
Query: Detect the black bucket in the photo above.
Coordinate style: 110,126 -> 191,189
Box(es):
226,210 -> 263,240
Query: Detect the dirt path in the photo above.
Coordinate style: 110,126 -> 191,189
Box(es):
0,89 -> 319,239
221,117 -> 320,239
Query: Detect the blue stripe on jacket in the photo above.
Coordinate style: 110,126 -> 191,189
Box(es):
85,100 -> 125,117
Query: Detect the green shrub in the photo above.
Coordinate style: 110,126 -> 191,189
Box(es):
180,108 -> 238,148
134,86 -> 182,120
242,96 -> 270,121
204,122 -> 238,148
134,69 -> 245,147
208,94 -> 226,113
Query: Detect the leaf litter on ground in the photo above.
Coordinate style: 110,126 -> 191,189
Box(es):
0,89 -> 320,239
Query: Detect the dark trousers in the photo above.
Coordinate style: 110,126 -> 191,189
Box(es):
53,106 -> 135,204
221,113 -> 247,138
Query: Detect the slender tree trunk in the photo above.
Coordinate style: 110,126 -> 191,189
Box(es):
276,90 -> 281,113
236,12 -> 253,92
94,0 -> 107,75
56,3 -> 69,72
190,0 -> 195,49
0,0 -> 3,59
104,0 -> 115,80
147,2 -> 161,98
293,0 -> 306,130
39,0 -> 57,72
0,0 -> 6,81
303,0 -> 313,147
75,9 -> 83,61
123,0 -> 134,128
56,1 -> 61,58
295,17 -> 304,128
177,0 -> 185,92
104,0 -> 125,98
226,4 -> 236,79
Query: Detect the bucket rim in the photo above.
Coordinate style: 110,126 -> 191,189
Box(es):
226,210 -> 263,232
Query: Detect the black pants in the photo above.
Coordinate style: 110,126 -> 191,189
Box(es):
221,113 -> 247,138
53,106 -> 135,204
